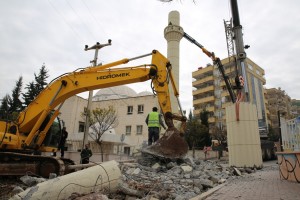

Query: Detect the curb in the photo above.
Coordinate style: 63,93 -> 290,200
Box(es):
190,182 -> 227,200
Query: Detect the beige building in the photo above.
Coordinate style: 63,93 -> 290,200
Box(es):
265,87 -> 293,130
291,99 -> 300,118
59,86 -> 163,156
192,57 -> 268,138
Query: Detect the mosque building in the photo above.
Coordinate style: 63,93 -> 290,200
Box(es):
59,85 -> 162,157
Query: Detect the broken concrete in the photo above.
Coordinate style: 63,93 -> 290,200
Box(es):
9,156 -> 258,199
10,160 -> 121,200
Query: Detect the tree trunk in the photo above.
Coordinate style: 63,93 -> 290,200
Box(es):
100,142 -> 104,162
192,141 -> 195,158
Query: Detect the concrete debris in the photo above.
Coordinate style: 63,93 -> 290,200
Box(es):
65,192 -> 109,200
9,156 -> 258,200
233,167 -> 242,176
20,175 -> 46,186
10,186 -> 24,196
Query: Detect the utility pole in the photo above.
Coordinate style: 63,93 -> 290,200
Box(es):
83,39 -> 112,148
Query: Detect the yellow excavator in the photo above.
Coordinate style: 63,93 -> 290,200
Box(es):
0,50 -> 188,177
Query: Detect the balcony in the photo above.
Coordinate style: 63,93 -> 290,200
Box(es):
194,104 -> 215,115
192,65 -> 214,79
193,76 -> 214,87
193,86 -> 215,95
193,96 -> 215,106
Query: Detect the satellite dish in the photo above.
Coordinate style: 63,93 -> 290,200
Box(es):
120,134 -> 125,142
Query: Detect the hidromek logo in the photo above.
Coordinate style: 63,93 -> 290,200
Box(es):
97,72 -> 130,80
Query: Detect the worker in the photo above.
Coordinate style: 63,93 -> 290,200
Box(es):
80,143 -> 93,164
145,107 -> 166,145
58,127 -> 68,157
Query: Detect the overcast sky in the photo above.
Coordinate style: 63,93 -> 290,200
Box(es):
1,0 -> 299,112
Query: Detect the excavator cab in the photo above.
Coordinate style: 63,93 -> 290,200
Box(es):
42,116 -> 62,149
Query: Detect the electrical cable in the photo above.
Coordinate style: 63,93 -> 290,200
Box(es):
65,0 -> 97,41
47,0 -> 83,41
80,0 -> 108,37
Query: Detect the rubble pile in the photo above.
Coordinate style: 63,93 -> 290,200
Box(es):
104,155 -> 255,200
7,156 -> 258,200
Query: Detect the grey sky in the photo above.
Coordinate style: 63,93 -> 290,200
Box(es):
1,0 -> 299,112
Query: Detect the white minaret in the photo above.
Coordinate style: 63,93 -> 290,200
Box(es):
164,11 -> 184,113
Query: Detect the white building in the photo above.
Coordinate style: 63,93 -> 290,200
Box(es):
59,85 -> 164,156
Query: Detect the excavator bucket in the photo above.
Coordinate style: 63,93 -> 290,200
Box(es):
142,127 -> 189,159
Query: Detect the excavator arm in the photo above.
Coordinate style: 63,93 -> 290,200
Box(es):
183,32 -> 241,103
3,50 -> 186,155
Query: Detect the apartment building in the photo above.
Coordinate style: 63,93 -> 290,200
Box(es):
291,99 -> 300,118
192,57 -> 268,137
265,87 -> 293,129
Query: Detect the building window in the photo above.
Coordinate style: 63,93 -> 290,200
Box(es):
256,70 -> 260,75
248,64 -> 253,70
124,147 -> 130,155
78,121 -> 85,132
83,107 -> 88,116
136,125 -> 143,135
127,106 -> 133,115
138,105 -> 144,114
125,126 -> 131,135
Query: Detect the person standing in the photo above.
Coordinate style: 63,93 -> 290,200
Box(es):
58,127 -> 68,157
81,143 -> 93,164
145,107 -> 166,145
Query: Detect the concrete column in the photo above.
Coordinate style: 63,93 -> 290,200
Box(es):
226,102 -> 263,168
11,160 -> 121,200
164,11 -> 184,113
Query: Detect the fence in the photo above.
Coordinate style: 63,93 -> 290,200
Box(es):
280,116 -> 300,152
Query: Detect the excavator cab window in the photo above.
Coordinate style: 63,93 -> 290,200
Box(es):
42,117 -> 62,148
8,125 -> 17,134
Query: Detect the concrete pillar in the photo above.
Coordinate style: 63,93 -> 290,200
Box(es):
164,11 -> 184,113
226,102 -> 263,168
11,160 -> 121,200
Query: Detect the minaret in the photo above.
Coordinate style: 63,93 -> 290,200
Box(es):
164,11 -> 184,113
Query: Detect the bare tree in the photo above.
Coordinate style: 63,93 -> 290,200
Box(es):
83,106 -> 118,161
210,126 -> 227,159
210,126 -> 227,144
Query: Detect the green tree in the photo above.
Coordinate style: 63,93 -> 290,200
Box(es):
22,64 -> 49,106
34,64 -> 49,95
9,76 -> 23,113
22,81 -> 38,106
200,109 -> 209,127
82,106 -> 118,161
199,110 -> 211,146
185,110 -> 208,158
0,94 -> 11,120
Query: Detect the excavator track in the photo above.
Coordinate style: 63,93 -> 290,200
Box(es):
0,152 -> 74,178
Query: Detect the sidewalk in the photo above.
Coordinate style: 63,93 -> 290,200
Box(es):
198,161 -> 300,200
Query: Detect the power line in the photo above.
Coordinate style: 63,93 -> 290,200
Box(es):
79,0 -> 139,58
47,0 -> 83,41
81,0 -> 108,37
65,0 -> 97,41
